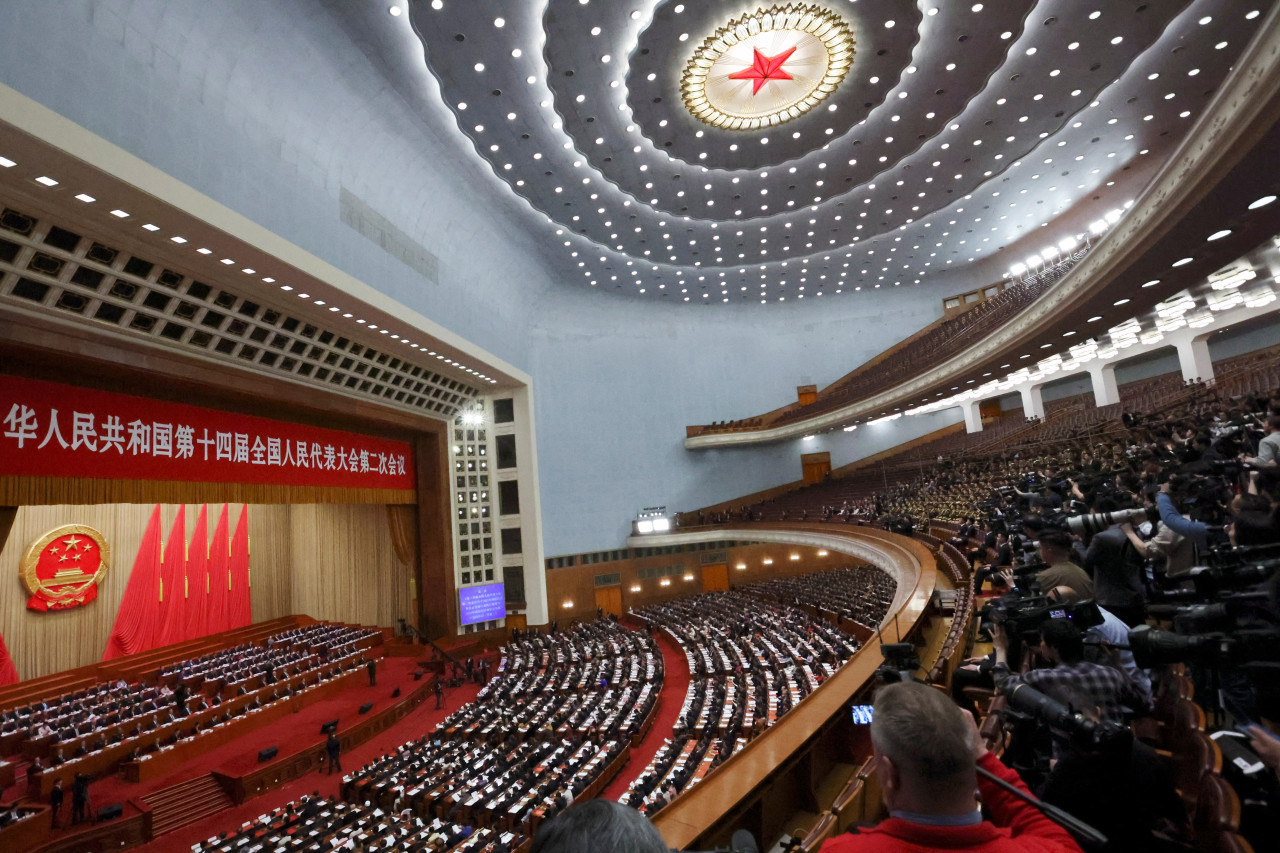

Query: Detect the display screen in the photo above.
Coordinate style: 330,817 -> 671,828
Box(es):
459,582 -> 506,625
850,704 -> 874,725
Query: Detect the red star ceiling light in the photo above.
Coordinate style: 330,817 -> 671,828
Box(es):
682,4 -> 855,131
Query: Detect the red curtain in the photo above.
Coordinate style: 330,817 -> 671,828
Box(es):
228,505 -> 252,629
0,630 -> 18,685
184,505 -> 210,642
206,505 -> 231,635
154,505 -> 187,647
103,504 -> 162,660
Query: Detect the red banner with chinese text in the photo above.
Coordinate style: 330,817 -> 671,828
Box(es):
1,374 -> 415,490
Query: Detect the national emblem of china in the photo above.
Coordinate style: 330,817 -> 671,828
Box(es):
21,524 -> 111,612
682,4 -> 855,131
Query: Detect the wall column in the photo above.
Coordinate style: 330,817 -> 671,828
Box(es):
1020,384 -> 1046,420
1173,333 -> 1215,383
1088,363 -> 1121,407
962,400 -> 984,434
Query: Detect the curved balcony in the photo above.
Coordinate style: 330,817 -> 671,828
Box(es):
686,17 -> 1280,449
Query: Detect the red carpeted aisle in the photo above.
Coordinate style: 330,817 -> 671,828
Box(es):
603,628 -> 690,801
130,672 -> 484,853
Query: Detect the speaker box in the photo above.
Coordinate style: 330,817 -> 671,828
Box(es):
257,746 -> 278,763
97,803 -> 123,821
391,687 -> 401,698
358,702 -> 373,715
320,719 -> 338,735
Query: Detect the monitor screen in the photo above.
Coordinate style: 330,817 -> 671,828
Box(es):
459,582 -> 506,625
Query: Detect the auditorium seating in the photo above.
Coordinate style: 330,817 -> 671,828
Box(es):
191,793 -> 525,853
690,276 -> 1058,436
741,565 -> 896,633
620,592 -> 860,814
0,620 -> 381,799
342,620 -> 655,838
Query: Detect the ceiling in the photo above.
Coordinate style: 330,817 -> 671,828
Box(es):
390,0 -> 1274,306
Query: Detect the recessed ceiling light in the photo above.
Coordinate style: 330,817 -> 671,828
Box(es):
1248,195 -> 1276,209
74,193 -> 95,203
110,209 -> 129,218
1087,316 -> 1102,322
1207,229 -> 1231,241
220,258 -> 235,265
35,176 -> 58,186
280,285 -> 293,292
170,236 -> 187,244
197,247 -> 212,254
142,223 -> 160,231
1114,298 -> 1130,306
1141,279 -> 1160,288
1171,257 -> 1193,267
388,5 -> 401,16
0,156 -> 15,168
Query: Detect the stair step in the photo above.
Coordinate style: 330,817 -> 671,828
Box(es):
153,803 -> 229,834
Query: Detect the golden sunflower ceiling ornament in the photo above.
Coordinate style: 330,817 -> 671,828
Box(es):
681,4 -> 856,131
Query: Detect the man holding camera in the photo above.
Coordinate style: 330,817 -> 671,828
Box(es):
821,681 -> 1081,852
991,619 -> 1149,724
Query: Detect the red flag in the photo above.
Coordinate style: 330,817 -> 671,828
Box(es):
104,505 -> 162,660
206,504 -> 231,635
184,506 -> 210,641
228,505 -> 252,629
0,630 -> 19,685
154,505 -> 187,647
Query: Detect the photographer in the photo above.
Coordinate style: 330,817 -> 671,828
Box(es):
1045,587 -> 1151,708
820,681 -> 1082,852
991,619 -> 1149,725
1082,498 -> 1147,627
1033,531 -> 1093,600
1035,686 -> 1187,850
1243,415 -> 1280,467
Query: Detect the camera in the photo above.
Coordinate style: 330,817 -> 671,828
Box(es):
1002,682 -> 1129,753
1064,507 -> 1147,538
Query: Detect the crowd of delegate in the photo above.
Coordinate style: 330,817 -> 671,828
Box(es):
191,792 -> 518,853
0,622 -> 380,803
620,591 -> 866,814
743,565 -> 896,631
334,620 -> 659,844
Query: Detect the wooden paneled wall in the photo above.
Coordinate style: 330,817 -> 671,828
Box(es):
284,504 -> 413,628
0,503 -> 411,681
544,544 -> 865,622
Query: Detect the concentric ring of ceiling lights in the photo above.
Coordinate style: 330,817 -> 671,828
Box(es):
681,5 -> 855,131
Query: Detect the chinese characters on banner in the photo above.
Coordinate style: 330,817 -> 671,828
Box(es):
1,374 -> 415,490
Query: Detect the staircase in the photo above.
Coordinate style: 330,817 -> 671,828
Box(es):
142,773 -> 233,836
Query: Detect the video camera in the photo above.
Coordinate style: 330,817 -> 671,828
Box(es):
984,575 -> 1105,646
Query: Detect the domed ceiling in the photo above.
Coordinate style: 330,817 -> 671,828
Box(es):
401,0 -> 1270,305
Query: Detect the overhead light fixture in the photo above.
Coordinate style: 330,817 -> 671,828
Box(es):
34,175 -> 58,186
0,156 -> 16,168
681,4 -> 855,131
74,193 -> 95,203
109,209 -> 129,218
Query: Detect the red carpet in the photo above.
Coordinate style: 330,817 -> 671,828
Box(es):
130,673 -> 484,852
603,628 -> 690,801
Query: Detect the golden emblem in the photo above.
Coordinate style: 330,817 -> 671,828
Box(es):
21,524 -> 111,611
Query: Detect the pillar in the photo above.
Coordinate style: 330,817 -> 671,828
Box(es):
1020,385 -> 1046,420
962,400 -> 983,434
1088,363 -> 1121,407
1174,335 -> 1215,384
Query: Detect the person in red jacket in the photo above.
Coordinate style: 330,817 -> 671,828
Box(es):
821,681 -> 1082,853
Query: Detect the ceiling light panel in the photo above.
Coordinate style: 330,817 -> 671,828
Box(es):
408,0 -> 1262,303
